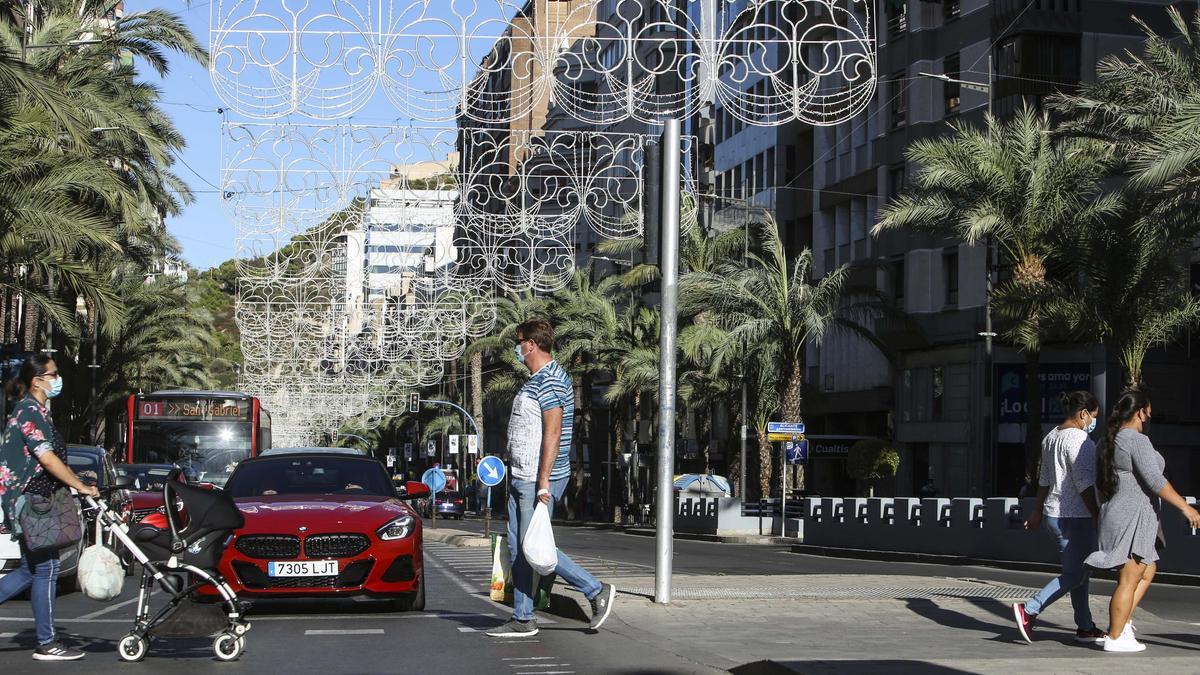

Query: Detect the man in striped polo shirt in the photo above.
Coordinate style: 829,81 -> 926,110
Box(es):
487,318 -> 616,638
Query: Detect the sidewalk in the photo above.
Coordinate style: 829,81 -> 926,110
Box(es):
592,574 -> 1200,674
431,532 -> 1200,674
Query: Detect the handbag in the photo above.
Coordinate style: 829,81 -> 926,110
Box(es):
18,486 -> 82,552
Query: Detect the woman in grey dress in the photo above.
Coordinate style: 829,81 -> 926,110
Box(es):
1085,390 -> 1200,652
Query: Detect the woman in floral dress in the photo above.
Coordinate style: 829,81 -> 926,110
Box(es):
0,354 -> 99,661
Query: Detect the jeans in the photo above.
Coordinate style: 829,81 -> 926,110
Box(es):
1026,516 -> 1095,630
508,476 -> 603,621
0,542 -> 61,645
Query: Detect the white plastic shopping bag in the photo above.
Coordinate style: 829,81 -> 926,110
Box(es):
78,543 -> 124,601
521,502 -> 557,576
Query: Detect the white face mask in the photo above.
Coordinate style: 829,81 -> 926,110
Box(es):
1084,414 -> 1097,434
514,341 -> 526,364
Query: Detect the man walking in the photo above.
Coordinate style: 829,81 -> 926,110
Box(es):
1012,391 -> 1105,644
487,318 -> 616,638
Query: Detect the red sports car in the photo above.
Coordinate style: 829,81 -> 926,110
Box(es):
214,452 -> 430,609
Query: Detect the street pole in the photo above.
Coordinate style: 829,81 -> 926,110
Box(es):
655,118 -> 681,605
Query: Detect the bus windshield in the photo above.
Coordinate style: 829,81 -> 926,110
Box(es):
132,419 -> 251,487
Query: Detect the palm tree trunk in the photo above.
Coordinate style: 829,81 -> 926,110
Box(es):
729,407 -> 743,498
1024,348 -> 1042,483
610,411 -> 624,523
781,360 -> 804,491
632,391 -> 642,507
757,426 -> 772,498
583,372 -> 603,521
470,351 -> 483,447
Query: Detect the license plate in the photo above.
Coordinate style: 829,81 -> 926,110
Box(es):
268,560 -> 339,577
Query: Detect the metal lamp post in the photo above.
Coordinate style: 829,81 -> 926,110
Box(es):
917,56 -> 997,493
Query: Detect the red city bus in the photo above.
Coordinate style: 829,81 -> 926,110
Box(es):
118,391 -> 272,487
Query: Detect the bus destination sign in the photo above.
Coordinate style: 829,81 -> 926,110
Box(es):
137,398 -> 249,421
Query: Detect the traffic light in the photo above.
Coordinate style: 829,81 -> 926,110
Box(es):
409,392 -> 420,413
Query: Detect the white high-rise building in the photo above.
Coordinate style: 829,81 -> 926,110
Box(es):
341,189 -> 458,334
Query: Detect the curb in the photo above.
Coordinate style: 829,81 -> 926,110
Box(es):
423,529 -> 490,548
789,543 -> 1200,587
625,528 -> 792,545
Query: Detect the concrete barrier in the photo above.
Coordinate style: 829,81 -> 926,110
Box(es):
799,496 -> 1200,576
674,496 -> 802,538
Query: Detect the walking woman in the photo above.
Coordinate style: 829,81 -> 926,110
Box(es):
1012,391 -> 1104,644
1085,389 -> 1200,653
0,354 -> 99,661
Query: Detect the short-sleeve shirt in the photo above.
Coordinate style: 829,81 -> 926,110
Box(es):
1,396 -> 67,517
507,361 -> 574,483
1037,426 -> 1096,518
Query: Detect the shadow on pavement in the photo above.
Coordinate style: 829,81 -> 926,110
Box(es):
903,598 -> 1020,644
1137,634 -> 1200,651
731,658 -> 978,674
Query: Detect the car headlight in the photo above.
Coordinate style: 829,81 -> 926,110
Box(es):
377,515 -> 415,541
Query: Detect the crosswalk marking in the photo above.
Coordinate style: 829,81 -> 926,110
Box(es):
425,541 -> 653,582
304,629 -> 384,635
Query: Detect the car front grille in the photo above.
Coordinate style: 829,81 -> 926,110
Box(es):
235,535 -> 301,560
304,534 -> 370,559
132,508 -> 158,523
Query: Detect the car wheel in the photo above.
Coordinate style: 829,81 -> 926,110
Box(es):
392,571 -> 425,612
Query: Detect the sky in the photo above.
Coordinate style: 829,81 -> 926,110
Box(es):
134,0 -> 517,271
135,0 -> 235,270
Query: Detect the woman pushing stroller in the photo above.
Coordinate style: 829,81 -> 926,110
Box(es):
0,354 -> 99,661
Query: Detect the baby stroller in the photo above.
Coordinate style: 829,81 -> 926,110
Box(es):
83,469 -> 251,662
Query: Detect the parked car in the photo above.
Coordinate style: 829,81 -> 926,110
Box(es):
1,445 -> 127,586
115,463 -> 189,523
433,491 -> 465,520
208,452 -> 431,610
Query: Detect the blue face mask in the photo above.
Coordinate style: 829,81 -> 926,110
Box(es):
514,342 -> 525,364
1084,415 -> 1097,434
42,376 -> 63,399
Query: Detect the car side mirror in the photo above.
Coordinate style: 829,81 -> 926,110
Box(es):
397,481 -> 431,501
111,475 -> 134,490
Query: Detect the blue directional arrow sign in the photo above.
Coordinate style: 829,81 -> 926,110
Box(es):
477,455 -> 506,487
768,421 -> 805,435
420,467 -> 447,494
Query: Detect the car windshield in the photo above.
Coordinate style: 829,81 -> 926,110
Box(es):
67,453 -> 102,487
116,465 -> 176,491
132,420 -> 251,488
225,457 -> 393,499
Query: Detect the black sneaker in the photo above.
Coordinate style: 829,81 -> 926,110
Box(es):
32,642 -> 85,661
589,583 -> 616,630
485,619 -> 539,638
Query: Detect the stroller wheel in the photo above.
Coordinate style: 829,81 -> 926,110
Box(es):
118,633 -> 148,662
213,632 -> 244,661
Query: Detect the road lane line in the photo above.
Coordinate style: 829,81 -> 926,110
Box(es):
76,597 -> 140,620
503,657 -> 557,661
508,664 -> 569,668
254,613 -> 439,622
457,627 -> 479,632
304,629 -> 384,635
0,632 -> 15,638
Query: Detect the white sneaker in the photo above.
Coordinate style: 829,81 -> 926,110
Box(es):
1103,631 -> 1146,653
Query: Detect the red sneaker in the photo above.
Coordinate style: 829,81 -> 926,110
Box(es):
1012,603 -> 1035,644
1075,626 -> 1106,644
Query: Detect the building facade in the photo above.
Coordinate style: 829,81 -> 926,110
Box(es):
760,0 -> 1194,497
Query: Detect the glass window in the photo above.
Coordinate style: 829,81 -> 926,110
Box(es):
944,249 -> 959,306
890,71 -> 907,129
944,53 -> 961,115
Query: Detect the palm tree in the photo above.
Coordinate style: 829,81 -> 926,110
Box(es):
874,106 -> 1116,477
1052,7 -> 1200,388
682,217 -> 888,496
